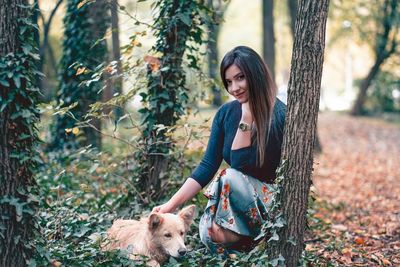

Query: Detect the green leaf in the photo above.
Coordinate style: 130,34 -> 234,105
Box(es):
13,76 -> 21,88
0,79 -> 10,87
268,231 -> 279,242
21,44 -> 32,55
177,13 -> 192,26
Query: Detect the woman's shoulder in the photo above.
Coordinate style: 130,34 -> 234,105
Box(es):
213,100 -> 240,125
274,98 -> 287,112
216,100 -> 240,116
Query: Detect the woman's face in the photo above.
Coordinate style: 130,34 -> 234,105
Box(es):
225,64 -> 249,103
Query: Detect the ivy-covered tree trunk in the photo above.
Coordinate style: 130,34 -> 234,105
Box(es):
49,0 -> 109,151
263,0 -> 275,81
0,1 -> 41,266
138,1 -> 207,202
267,1 -> 330,266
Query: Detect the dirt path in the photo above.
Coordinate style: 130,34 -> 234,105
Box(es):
310,112 -> 400,266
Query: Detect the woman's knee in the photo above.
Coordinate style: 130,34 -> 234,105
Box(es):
218,168 -> 245,188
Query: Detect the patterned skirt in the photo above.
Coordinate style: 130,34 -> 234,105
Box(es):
199,168 -> 276,256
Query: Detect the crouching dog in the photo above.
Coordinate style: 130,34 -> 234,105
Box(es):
103,205 -> 196,266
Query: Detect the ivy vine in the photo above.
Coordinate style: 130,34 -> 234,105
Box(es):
134,0 -> 213,201
0,3 -> 43,265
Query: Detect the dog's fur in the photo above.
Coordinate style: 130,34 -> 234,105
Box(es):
104,205 -> 196,266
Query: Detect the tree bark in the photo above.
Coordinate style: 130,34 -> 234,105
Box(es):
207,0 -> 223,107
286,0 -> 322,154
0,0 -> 39,265
262,0 -> 276,81
268,0 -> 330,266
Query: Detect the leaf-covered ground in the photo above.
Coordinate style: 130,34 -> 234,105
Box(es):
307,112 -> 400,266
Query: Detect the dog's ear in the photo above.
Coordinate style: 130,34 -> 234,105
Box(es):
178,205 -> 196,230
148,213 -> 163,231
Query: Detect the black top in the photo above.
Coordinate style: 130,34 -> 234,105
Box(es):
190,98 -> 287,188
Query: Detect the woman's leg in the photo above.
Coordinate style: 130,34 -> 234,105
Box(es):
209,220 -> 242,244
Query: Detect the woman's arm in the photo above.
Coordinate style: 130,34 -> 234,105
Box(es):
152,178 -> 202,213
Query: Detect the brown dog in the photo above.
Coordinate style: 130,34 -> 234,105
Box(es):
104,205 -> 196,266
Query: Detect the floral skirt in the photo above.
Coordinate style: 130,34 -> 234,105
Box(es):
199,168 -> 276,256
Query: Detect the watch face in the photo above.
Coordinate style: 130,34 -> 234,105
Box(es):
239,122 -> 250,131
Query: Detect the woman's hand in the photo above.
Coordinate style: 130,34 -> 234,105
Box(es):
152,201 -> 176,214
241,101 -> 253,123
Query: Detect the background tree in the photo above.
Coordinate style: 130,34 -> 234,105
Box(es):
287,0 -> 298,38
207,0 -> 230,107
0,1 -> 41,265
102,0 -> 124,119
263,0 -> 276,81
267,0 -> 330,265
350,0 -> 399,115
48,0 -> 110,151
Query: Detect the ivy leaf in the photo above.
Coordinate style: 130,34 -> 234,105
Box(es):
177,13 -> 191,26
13,76 -> 21,88
21,44 -> 32,55
268,231 -> 279,242
0,79 -> 10,87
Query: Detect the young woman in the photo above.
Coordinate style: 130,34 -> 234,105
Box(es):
153,46 -> 286,255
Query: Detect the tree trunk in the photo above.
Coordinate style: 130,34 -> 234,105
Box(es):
262,0 -> 276,81
286,0 -> 322,154
111,0 -> 124,119
207,0 -> 222,107
350,0 -> 398,116
139,0 -> 199,202
287,0 -> 298,39
0,1 -> 40,265
49,0 -> 109,151
350,55 -> 388,116
268,0 -> 330,266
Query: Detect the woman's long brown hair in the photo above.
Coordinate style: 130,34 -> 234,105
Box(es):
220,46 -> 277,166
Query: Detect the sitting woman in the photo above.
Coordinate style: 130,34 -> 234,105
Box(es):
153,45 -> 286,255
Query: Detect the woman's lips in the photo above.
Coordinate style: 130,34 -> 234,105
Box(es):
235,92 -> 245,98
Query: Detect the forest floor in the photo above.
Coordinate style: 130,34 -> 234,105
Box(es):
306,112 -> 400,266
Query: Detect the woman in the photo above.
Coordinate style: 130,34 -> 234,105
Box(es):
153,46 -> 286,255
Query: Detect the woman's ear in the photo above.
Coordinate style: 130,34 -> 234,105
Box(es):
178,205 -> 196,230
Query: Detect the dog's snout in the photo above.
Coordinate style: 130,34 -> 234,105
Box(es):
178,248 -> 187,257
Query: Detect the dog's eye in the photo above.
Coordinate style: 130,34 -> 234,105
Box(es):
180,231 -> 184,236
164,233 -> 172,238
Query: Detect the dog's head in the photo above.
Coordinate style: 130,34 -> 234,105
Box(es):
148,205 -> 196,258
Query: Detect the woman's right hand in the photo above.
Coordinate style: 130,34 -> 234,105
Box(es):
152,201 -> 176,214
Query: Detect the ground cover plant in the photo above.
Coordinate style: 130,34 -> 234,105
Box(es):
32,111 -> 400,266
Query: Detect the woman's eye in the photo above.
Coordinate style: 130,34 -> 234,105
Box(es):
165,233 -> 172,238
226,80 -> 232,85
237,75 -> 244,80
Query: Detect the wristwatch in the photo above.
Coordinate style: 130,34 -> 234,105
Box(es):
239,121 -> 252,132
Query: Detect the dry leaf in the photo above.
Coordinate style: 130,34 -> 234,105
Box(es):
354,236 -> 366,245
76,67 -> 87,76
